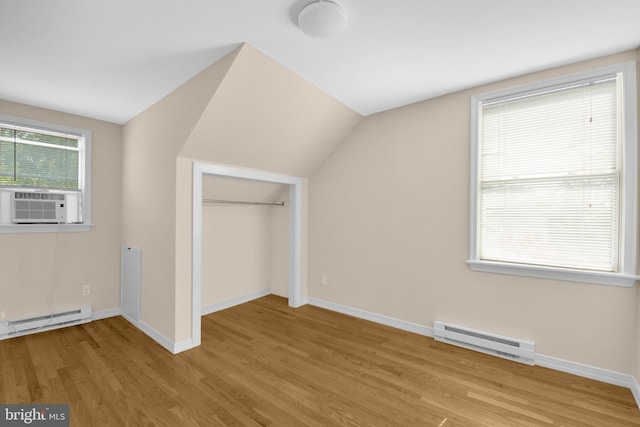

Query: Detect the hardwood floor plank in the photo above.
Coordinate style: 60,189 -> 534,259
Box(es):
0,294 -> 638,426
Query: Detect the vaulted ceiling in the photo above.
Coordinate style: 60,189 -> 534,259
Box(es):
2,0 -> 640,124
180,44 -> 362,178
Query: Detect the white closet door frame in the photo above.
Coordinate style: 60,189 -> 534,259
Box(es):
192,162 -> 303,347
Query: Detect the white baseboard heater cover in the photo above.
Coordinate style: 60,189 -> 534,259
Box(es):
0,306 -> 92,339
433,321 -> 535,365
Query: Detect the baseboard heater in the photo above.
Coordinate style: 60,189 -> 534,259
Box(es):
0,307 -> 92,340
433,321 -> 535,365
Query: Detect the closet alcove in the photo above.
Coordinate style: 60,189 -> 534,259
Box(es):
200,175 -> 290,315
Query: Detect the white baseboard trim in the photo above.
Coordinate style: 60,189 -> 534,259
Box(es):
305,297 -> 640,410
202,288 -> 271,316
306,297 -> 433,337
535,354 -> 635,388
173,339 -> 194,354
135,320 -> 179,354
120,314 -> 192,355
120,312 -> 138,327
92,307 -> 121,321
118,288 -> 273,355
632,376 -> 640,410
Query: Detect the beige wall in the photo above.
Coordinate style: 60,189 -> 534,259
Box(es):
308,50 -> 640,374
200,179 -> 290,306
202,203 -> 271,305
126,42 -> 360,343
634,60 -> 640,386
2,41 -> 638,385
174,44 -> 360,341
122,50 -> 239,340
180,44 -> 363,177
0,99 -> 122,319
270,187 -> 290,297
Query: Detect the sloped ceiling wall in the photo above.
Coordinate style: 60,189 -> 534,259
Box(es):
307,49 -> 640,375
180,43 -> 362,177
122,47 -> 240,340
124,40 -> 362,344
172,43 -> 362,343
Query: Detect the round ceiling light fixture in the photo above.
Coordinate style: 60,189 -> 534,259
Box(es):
298,1 -> 348,38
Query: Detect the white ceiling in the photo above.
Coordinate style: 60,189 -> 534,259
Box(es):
1,0 -> 639,124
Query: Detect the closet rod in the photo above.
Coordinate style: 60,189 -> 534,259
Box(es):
202,199 -> 285,207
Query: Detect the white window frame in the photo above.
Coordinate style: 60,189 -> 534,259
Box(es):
467,62 -> 639,287
0,114 -> 92,233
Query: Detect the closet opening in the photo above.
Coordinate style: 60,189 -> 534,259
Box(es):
191,162 -> 303,348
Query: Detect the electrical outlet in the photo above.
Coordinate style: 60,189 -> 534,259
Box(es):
0,311 -> 6,319
82,284 -> 91,296
321,275 -> 327,286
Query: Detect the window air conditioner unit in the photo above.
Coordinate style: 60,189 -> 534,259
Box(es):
12,191 -> 67,224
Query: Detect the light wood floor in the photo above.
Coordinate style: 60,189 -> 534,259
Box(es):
1,295 -> 639,426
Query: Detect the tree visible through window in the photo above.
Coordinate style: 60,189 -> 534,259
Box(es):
0,125 -> 80,190
0,115 -> 91,230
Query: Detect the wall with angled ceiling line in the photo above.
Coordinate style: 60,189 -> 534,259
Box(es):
0,99 -> 123,324
121,47 -> 240,342
307,48 -> 640,376
123,42 -> 362,345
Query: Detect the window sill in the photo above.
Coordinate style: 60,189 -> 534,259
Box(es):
466,260 -> 639,288
0,223 -> 93,234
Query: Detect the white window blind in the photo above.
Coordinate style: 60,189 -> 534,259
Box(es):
0,114 -> 92,232
0,123 -> 81,190
478,75 -> 620,272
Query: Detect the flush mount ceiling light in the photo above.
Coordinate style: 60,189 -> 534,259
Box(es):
298,1 -> 348,38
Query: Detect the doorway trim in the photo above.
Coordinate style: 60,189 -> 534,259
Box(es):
192,162 -> 303,347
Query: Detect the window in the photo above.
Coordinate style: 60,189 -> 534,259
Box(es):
0,114 -> 91,232
468,62 -> 638,287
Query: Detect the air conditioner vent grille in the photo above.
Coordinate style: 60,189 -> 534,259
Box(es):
14,192 -> 65,201
11,191 -> 66,223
